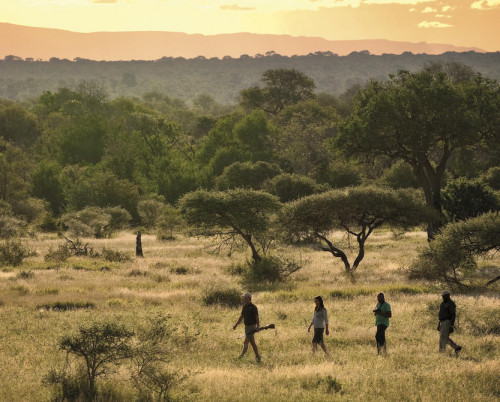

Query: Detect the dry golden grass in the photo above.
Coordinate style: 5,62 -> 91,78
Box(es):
0,230 -> 498,401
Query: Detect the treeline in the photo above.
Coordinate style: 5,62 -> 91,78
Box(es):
1,63 -> 499,286
1,51 -> 500,103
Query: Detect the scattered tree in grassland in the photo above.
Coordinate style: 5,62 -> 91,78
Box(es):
281,186 -> 434,272
179,188 -> 281,262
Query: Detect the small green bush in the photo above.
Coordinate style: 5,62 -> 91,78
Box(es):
129,269 -> 148,277
44,244 -> 72,262
242,256 -> 301,282
202,286 -> 241,307
37,302 -> 96,311
101,247 -> 131,262
0,239 -> 36,266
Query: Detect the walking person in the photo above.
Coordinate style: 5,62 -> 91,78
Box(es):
373,292 -> 391,356
233,293 -> 261,362
308,296 -> 329,355
438,290 -> 462,356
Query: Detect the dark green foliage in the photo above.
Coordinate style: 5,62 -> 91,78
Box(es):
240,69 -> 316,115
379,161 -> 420,189
242,256 -> 301,283
0,239 -> 35,266
481,167 -> 500,190
337,63 -> 500,238
0,100 -> 41,148
409,212 -> 500,286
63,168 -> 139,219
216,161 -> 282,190
137,198 -> 165,229
442,177 -> 499,222
264,173 -> 327,202
202,286 -> 242,307
0,215 -> 23,238
37,301 -> 95,311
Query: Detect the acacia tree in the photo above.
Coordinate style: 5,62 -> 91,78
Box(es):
179,189 -> 281,262
409,212 -> 500,287
281,186 -> 433,272
337,63 -> 500,238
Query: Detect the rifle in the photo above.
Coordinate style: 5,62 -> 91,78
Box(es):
237,324 -> 275,338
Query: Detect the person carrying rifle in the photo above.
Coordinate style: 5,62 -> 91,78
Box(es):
438,290 -> 462,356
233,293 -> 261,362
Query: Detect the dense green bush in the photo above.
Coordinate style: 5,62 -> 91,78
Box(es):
0,215 -> 24,238
0,239 -> 35,266
409,212 -> 500,286
264,173 -> 328,202
215,160 -> 282,190
481,166 -> 500,190
242,256 -> 301,282
379,161 -> 420,189
202,285 -> 242,307
441,177 -> 498,222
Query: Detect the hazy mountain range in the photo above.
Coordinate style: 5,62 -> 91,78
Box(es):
0,22 -> 484,61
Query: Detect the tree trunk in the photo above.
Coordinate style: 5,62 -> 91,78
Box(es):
242,234 -> 261,263
316,232 -> 351,271
136,231 -> 143,257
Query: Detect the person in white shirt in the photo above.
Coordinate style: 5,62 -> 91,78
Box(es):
307,295 -> 329,355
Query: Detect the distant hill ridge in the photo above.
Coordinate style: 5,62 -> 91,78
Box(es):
0,22 -> 484,61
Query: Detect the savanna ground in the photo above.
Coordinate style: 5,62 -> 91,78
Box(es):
0,230 -> 499,401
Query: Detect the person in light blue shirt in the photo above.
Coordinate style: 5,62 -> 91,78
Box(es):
373,292 -> 391,355
307,296 -> 329,355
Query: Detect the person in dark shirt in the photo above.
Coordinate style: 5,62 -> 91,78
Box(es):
438,290 -> 462,356
233,293 -> 261,362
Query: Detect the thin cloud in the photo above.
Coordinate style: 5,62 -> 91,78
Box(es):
435,13 -> 452,17
93,0 -> 118,3
220,4 -> 256,10
418,20 -> 453,28
422,6 -> 437,12
442,5 -> 453,11
471,0 -> 500,9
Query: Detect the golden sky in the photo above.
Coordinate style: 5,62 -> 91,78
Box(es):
1,0 -> 499,51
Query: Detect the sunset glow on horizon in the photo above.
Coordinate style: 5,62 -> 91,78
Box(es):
1,0 -> 499,51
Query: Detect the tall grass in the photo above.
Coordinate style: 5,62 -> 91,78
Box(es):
0,231 -> 498,401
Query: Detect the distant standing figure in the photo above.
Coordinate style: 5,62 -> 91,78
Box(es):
373,292 -> 392,355
438,290 -> 462,356
308,296 -> 329,355
136,231 -> 143,257
233,293 -> 261,362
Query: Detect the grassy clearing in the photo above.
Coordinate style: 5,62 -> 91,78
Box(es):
0,231 -> 498,401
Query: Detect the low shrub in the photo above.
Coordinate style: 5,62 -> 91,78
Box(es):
0,239 -> 36,266
170,266 -> 189,275
16,270 -> 35,280
44,244 -> 72,262
129,269 -> 148,277
242,256 -> 301,282
37,302 -> 96,311
101,247 -> 131,263
202,286 -> 242,307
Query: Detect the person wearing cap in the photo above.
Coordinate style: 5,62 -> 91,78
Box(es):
438,290 -> 462,355
373,292 -> 391,355
233,293 -> 261,362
